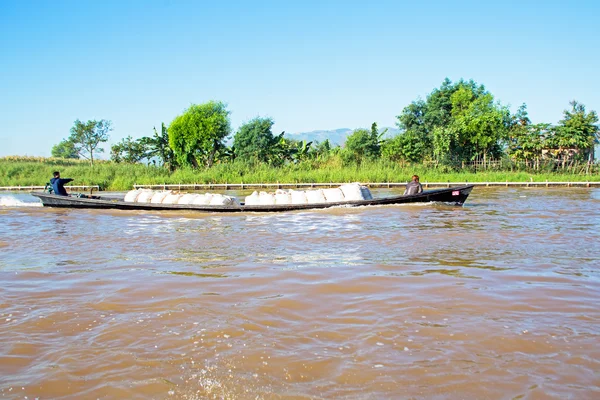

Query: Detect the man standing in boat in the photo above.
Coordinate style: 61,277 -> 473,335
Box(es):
50,171 -> 73,196
404,175 -> 423,195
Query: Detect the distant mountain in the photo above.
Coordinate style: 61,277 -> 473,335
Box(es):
285,127 -> 401,146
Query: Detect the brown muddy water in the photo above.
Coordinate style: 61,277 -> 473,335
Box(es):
1,187 -> 599,400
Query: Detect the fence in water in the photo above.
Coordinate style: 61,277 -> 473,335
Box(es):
132,181 -> 600,190
2,182 -> 599,192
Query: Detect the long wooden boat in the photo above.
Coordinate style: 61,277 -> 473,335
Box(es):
30,185 -> 474,213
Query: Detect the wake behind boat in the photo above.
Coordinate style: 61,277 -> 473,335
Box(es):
30,184 -> 474,213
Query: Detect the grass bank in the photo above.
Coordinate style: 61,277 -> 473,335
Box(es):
1,156 -> 599,191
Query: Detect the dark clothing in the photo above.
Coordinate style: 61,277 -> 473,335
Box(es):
50,177 -> 73,196
404,181 -> 423,195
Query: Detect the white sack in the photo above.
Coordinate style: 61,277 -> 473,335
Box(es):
209,193 -> 233,206
290,190 -> 308,204
323,188 -> 345,202
340,183 -> 363,201
124,190 -> 141,203
162,193 -> 182,204
258,191 -> 276,205
177,193 -> 198,205
136,190 -> 154,203
306,189 -> 326,204
275,191 -> 292,205
244,191 -> 260,206
150,191 -> 171,204
192,194 -> 211,205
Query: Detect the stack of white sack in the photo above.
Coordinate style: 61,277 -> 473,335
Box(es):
242,184 -> 372,206
123,189 -> 239,206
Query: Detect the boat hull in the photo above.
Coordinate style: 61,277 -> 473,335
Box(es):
31,185 -> 474,213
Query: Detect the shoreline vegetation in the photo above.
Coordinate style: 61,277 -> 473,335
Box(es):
12,78 -> 597,193
1,157 -> 598,192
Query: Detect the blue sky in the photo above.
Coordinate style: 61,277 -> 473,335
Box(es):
1,0 -> 598,157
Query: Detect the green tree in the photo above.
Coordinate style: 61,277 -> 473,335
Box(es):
139,123 -> 178,171
51,139 -> 79,159
553,101 -> 599,162
69,119 -> 112,166
233,117 -> 277,164
448,89 -> 510,163
395,100 -> 431,162
382,131 -> 428,163
310,139 -> 332,161
274,136 -> 313,164
110,136 -> 148,163
509,123 -> 550,168
394,78 -> 509,166
343,125 -> 381,165
507,104 -> 548,167
168,101 -> 231,168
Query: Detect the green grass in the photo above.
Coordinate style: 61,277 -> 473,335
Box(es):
1,156 -> 598,191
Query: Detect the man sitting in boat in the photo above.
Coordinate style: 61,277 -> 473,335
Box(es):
403,175 -> 423,195
50,171 -> 74,196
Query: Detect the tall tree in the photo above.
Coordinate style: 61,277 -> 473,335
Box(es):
553,100 -> 599,162
344,126 -> 381,165
139,123 -> 178,170
507,104 -> 546,166
395,99 -> 430,161
69,119 -> 112,166
51,139 -> 79,159
394,78 -> 509,166
508,123 -> 550,167
168,101 -> 231,168
233,117 -> 277,164
110,136 -> 148,163
273,136 -> 313,165
448,90 -> 510,163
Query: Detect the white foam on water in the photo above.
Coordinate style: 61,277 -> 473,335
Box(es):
0,195 -> 43,207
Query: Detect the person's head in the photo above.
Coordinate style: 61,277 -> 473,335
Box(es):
412,175 -> 419,182
53,171 -> 60,178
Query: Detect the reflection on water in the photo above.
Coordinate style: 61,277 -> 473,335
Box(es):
0,188 -> 599,399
